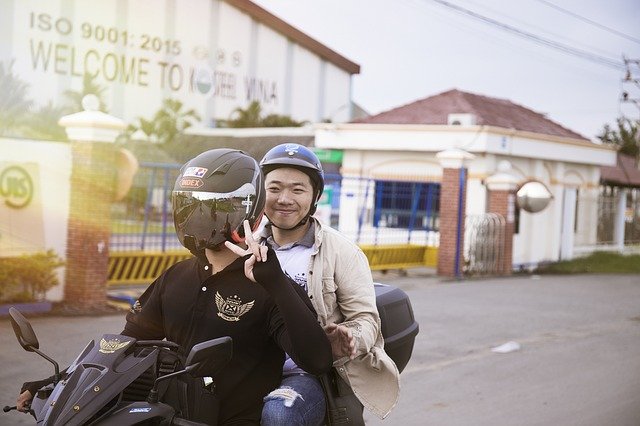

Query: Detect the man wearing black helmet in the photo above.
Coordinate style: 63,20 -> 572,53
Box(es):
257,143 -> 400,425
117,149 -> 333,424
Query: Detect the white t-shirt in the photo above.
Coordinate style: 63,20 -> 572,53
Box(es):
272,237 -> 315,375
275,244 -> 313,291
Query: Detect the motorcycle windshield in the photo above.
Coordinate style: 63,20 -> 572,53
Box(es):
35,334 -> 161,426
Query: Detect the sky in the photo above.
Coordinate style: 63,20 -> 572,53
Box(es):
253,0 -> 640,141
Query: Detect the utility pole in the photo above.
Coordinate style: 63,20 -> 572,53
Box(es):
621,56 -> 640,117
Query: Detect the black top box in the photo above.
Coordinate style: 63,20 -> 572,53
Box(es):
374,283 -> 419,373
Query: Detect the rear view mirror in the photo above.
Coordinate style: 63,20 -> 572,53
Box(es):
9,307 -> 40,352
185,336 -> 233,378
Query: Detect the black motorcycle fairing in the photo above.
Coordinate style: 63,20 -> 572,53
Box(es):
34,334 -> 161,426
29,339 -> 95,420
93,401 -> 176,426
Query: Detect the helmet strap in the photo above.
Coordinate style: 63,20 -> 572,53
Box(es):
266,213 -> 309,231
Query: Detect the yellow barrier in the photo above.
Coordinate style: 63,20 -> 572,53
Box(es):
359,244 -> 438,271
108,251 -> 192,286
107,245 -> 438,285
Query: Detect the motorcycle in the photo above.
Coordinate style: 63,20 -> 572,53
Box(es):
4,307 -> 232,425
4,282 -> 419,425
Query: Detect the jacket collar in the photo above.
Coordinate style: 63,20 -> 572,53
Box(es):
260,220 -> 317,249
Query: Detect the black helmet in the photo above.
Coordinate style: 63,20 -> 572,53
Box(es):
172,149 -> 265,254
260,143 -> 324,206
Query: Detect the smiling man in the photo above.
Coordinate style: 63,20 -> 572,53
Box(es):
258,143 -> 400,425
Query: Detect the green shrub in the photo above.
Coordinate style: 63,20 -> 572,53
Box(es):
0,250 -> 64,303
536,251 -> 640,274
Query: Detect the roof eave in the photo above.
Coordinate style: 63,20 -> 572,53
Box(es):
225,0 -> 360,74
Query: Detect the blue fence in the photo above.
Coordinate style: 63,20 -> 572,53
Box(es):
111,162 -> 182,252
111,163 -> 441,252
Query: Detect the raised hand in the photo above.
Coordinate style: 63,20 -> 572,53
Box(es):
224,220 -> 268,282
324,323 -> 357,360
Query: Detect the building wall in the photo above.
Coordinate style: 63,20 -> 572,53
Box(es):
290,44 -> 321,122
315,124 -> 615,267
1,0 -> 354,126
323,62 -> 352,123
0,138 -> 72,301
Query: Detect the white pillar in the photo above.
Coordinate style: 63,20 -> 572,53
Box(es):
613,189 -> 628,252
560,188 -> 577,260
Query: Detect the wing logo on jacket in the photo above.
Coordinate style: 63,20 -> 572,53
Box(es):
215,291 -> 254,322
99,338 -> 131,354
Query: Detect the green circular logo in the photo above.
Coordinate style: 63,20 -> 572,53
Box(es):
0,166 -> 34,209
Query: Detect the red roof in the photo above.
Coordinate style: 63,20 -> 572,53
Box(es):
601,153 -> 640,187
354,89 -> 588,140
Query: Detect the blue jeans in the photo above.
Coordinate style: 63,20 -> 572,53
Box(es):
261,373 -> 326,426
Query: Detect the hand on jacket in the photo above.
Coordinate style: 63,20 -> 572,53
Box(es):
325,323 -> 357,360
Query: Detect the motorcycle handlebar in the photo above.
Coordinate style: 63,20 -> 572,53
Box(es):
136,340 -> 180,350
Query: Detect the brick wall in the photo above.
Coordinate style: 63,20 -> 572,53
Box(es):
65,142 -> 116,309
437,168 -> 467,277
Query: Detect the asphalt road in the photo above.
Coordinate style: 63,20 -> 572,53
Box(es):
1,272 -> 639,426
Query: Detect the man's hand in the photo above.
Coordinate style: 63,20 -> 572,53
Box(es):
224,220 -> 268,283
325,323 -> 357,361
16,390 -> 32,412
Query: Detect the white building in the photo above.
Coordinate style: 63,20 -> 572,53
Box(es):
0,0 -> 359,126
315,89 -> 617,268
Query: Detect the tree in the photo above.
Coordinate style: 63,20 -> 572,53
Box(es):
63,73 -> 108,112
0,62 -> 103,140
0,61 -> 33,136
226,101 -> 263,128
598,118 -> 640,158
22,102 -> 69,141
224,100 -> 305,128
154,99 -> 201,143
126,117 -> 158,142
127,98 -> 201,144
261,113 -> 306,127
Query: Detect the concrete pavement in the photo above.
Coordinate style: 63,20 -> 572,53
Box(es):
1,272 -> 639,425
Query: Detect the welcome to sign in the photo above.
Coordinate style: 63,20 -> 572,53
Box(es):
1,0 -> 292,127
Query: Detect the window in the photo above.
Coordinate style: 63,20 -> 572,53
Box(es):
373,180 -> 440,230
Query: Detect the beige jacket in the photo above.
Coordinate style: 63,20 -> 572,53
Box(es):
306,218 -> 400,419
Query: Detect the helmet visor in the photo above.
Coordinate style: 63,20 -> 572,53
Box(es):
173,183 -> 258,250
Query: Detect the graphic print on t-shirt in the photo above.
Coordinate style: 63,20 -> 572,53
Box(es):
274,245 -> 314,292
286,270 -> 307,289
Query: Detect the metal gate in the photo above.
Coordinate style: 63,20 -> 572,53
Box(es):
464,213 -> 505,275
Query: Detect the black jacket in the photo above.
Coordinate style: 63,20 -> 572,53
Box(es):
122,249 -> 332,424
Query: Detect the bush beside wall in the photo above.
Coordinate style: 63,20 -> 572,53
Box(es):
0,250 -> 64,303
